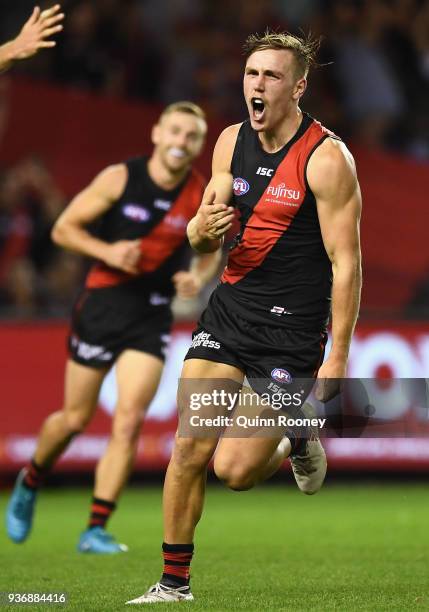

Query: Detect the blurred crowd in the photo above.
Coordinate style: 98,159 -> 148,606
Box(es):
0,157 -> 83,318
1,0 -> 429,156
0,0 -> 428,320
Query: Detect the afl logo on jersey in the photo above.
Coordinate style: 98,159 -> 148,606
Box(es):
122,204 -> 151,223
233,177 -> 250,196
271,368 -> 292,384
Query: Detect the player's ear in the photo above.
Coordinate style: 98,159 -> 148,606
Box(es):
293,77 -> 307,100
151,123 -> 161,146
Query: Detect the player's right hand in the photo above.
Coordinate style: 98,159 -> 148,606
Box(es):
13,5 -> 64,60
195,191 -> 235,240
104,240 -> 141,274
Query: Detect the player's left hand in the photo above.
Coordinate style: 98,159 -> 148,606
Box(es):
172,271 -> 203,299
12,5 -> 64,60
315,356 -> 347,402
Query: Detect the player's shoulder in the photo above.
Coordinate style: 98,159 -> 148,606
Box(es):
309,137 -> 356,183
92,162 -> 128,200
213,123 -> 243,172
216,123 -> 243,148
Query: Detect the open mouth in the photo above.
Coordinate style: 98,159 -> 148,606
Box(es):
251,97 -> 265,121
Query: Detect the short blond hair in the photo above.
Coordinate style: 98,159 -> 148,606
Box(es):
243,30 -> 320,79
160,101 -> 206,122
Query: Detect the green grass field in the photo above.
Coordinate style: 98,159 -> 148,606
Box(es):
0,483 -> 428,611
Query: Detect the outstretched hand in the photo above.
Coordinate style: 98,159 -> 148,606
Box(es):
12,4 -> 64,60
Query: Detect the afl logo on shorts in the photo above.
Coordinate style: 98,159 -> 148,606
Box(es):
122,203 -> 151,222
271,368 -> 292,384
233,177 -> 250,196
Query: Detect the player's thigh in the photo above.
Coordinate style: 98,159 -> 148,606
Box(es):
177,359 -> 245,459
181,358 -> 244,381
63,358 -> 108,421
214,435 -> 283,477
178,358 -> 244,422
115,349 -> 164,417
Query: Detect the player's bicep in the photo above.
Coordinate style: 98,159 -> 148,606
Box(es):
309,140 -> 362,263
56,164 -> 127,227
317,185 -> 361,263
207,124 -> 241,205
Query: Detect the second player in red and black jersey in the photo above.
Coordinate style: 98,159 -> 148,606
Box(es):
6,102 -> 221,556
71,152 -> 207,366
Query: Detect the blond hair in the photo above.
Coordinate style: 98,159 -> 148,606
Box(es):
160,101 -> 206,122
243,30 -> 321,79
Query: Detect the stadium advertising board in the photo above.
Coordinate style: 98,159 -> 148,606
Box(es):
0,322 -> 428,471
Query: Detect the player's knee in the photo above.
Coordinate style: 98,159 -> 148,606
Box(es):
172,437 -> 213,473
63,408 -> 92,434
112,409 -> 143,445
214,458 -> 256,491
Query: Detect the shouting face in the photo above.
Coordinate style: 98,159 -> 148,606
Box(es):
243,48 -> 307,134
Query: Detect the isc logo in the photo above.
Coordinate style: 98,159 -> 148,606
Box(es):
256,166 -> 273,176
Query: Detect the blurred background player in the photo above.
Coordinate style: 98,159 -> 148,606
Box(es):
0,4 -> 64,73
128,31 -> 361,604
6,100 -> 220,554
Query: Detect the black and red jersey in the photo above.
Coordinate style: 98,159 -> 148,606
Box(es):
85,156 -> 205,297
218,113 -> 339,331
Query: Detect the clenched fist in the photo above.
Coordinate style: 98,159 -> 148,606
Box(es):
104,240 -> 141,275
172,271 -> 203,299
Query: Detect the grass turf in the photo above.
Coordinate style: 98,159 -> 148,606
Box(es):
0,484 -> 428,611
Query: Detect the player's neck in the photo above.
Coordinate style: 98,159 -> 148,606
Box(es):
258,108 -> 303,154
147,155 -> 188,190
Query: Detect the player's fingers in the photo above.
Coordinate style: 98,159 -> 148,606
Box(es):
40,4 -> 61,19
40,24 -> 63,38
41,13 -> 65,28
210,208 -> 234,224
204,205 -> 228,221
37,41 -> 56,48
27,6 -> 40,26
209,222 -> 232,238
315,378 -> 340,402
172,272 -> 185,283
214,213 -> 235,228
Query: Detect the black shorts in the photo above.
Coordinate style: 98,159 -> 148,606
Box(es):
68,287 -> 173,368
184,289 -> 327,395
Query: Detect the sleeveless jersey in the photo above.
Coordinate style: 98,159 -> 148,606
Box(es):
85,156 -> 205,297
218,113 -> 339,331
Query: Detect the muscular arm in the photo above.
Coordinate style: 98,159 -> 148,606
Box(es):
52,164 -> 141,274
308,138 -> 362,380
0,5 -> 64,73
187,124 -> 240,253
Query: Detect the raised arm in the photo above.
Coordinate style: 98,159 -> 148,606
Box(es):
0,5 -> 64,73
187,124 -> 240,253
51,164 -> 141,275
307,137 -> 362,391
